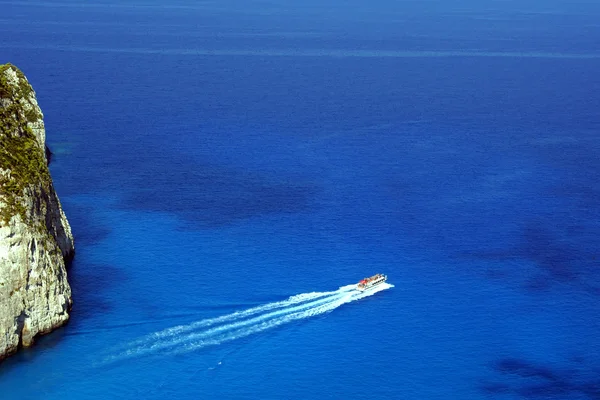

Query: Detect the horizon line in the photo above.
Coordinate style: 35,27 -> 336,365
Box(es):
3,44 -> 600,59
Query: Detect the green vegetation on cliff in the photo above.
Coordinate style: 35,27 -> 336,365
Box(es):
0,63 -> 51,226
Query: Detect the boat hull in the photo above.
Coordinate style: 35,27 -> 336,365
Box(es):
356,274 -> 387,291
356,282 -> 385,291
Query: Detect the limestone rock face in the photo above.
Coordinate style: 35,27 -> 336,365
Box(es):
0,64 -> 74,360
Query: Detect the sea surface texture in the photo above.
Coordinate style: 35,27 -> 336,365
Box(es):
1,1 -> 600,399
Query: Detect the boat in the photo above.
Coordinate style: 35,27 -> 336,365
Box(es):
356,274 -> 387,291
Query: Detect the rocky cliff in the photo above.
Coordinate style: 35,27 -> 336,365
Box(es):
0,64 -> 74,360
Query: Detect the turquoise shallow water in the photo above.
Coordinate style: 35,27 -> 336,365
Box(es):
1,1 -> 600,399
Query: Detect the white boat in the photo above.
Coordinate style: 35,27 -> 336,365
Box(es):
356,274 -> 387,291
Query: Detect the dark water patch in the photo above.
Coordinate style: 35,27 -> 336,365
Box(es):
521,223 -> 579,283
100,144 -> 320,228
50,134 -> 321,228
456,219 -> 600,295
523,275 -> 552,292
495,358 -> 561,382
484,357 -> 600,399
62,203 -> 112,246
0,325 -> 70,371
519,220 -> 600,295
68,263 -> 128,326
126,170 -> 318,228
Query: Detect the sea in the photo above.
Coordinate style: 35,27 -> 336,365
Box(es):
1,1 -> 600,399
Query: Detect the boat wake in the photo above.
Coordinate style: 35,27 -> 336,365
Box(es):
103,282 -> 392,365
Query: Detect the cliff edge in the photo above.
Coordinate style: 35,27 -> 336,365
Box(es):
0,64 -> 74,360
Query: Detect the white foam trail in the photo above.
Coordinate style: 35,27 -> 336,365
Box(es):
119,287 -> 349,351
110,292 -> 348,361
104,283 -> 391,364
170,283 -> 391,356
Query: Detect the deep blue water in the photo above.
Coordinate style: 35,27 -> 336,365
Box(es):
2,1 -> 600,399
